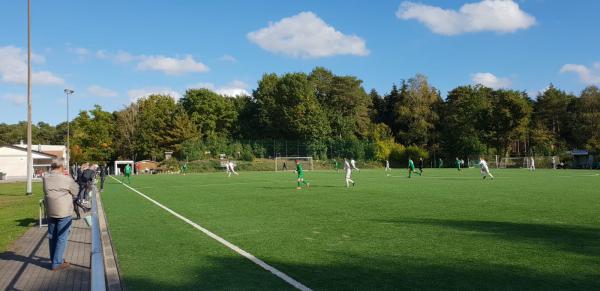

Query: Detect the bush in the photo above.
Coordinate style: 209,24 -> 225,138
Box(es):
159,158 -> 180,172
388,144 -> 406,166
240,145 -> 255,161
404,145 -> 429,160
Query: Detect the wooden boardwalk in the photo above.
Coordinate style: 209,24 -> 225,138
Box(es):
0,217 -> 91,291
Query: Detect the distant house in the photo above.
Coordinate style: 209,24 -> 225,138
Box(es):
136,160 -> 159,173
14,142 -> 67,162
0,145 -> 57,179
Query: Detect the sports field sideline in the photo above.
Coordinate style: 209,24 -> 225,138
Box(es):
101,168 -> 599,290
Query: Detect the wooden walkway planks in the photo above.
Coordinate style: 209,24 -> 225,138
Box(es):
0,217 -> 91,291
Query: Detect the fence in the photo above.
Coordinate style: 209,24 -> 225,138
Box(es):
180,139 -> 376,161
461,155 -> 562,169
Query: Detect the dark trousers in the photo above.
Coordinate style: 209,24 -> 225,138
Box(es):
77,182 -> 90,200
100,176 -> 105,190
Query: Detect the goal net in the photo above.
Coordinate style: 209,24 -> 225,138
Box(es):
275,157 -> 313,171
498,157 -> 527,168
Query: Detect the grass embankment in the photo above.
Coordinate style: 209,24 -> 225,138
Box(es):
0,182 -> 44,252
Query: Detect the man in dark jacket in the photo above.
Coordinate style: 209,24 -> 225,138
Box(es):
77,163 -> 95,203
99,164 -> 108,191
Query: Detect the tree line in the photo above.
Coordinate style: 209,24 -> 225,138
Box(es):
1,67 -> 599,164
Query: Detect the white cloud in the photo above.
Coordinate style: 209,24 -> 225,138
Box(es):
114,51 -> 136,63
87,85 -> 118,97
137,55 -> 209,75
471,72 -> 512,89
93,49 -> 209,75
127,87 -> 181,102
2,94 -> 27,106
0,46 -> 64,85
188,80 -> 250,97
68,47 -> 90,56
396,0 -> 536,36
560,63 -> 600,86
95,49 -> 109,59
247,11 -> 369,58
219,54 -> 237,62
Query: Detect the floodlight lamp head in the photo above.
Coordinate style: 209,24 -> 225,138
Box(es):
64,89 -> 74,94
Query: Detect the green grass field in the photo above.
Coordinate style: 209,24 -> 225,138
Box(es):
0,182 -> 43,252
101,169 -> 600,290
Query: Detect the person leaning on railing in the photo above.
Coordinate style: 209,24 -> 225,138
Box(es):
43,158 -> 79,271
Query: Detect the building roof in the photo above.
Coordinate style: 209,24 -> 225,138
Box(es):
0,145 -> 57,158
14,144 -> 66,151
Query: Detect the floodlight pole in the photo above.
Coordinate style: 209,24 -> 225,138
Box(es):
26,0 -> 33,195
64,89 -> 74,169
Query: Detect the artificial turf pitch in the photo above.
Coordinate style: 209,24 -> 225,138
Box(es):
101,169 -> 599,290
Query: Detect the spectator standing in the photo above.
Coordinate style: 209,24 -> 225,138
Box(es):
76,163 -> 88,201
43,159 -> 79,270
99,164 -> 108,191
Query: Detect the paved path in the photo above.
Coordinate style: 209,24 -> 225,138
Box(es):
0,217 -> 91,291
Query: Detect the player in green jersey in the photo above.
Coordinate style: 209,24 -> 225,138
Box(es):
295,159 -> 310,190
408,157 -> 421,178
181,162 -> 188,175
122,163 -> 132,184
455,157 -> 462,171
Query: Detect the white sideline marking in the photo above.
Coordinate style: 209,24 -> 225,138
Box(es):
109,176 -> 311,291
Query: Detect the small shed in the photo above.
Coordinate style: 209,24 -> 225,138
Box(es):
136,160 -> 159,174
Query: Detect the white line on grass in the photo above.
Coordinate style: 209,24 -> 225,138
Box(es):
109,176 -> 311,291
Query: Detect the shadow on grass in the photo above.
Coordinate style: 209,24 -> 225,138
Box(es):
378,218 -> 600,256
121,254 -> 599,291
14,218 -> 37,227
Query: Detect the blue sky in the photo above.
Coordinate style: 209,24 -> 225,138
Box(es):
1,0 -> 599,124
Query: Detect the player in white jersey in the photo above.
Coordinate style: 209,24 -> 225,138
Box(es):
478,157 -> 494,179
227,161 -> 239,177
344,158 -> 355,187
529,156 -> 536,171
350,159 -> 360,172
385,160 -> 391,173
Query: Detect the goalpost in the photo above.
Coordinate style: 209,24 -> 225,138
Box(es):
274,157 -> 313,172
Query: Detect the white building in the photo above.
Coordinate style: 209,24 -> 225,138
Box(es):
14,142 -> 67,162
0,145 -> 57,180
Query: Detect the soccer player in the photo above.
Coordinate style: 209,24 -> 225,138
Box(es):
295,159 -> 310,190
551,156 -> 557,170
350,158 -> 360,172
455,157 -> 462,171
408,157 -> 421,178
181,162 -> 188,175
344,158 -> 355,187
122,163 -> 132,184
478,157 -> 494,179
418,157 -> 424,175
529,156 -> 536,171
227,160 -> 239,177
385,160 -> 391,172
334,159 -> 340,173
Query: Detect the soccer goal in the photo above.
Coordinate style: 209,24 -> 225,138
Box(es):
275,157 -> 313,171
498,157 -> 527,168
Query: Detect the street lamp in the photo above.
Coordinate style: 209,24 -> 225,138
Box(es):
64,89 -> 74,171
